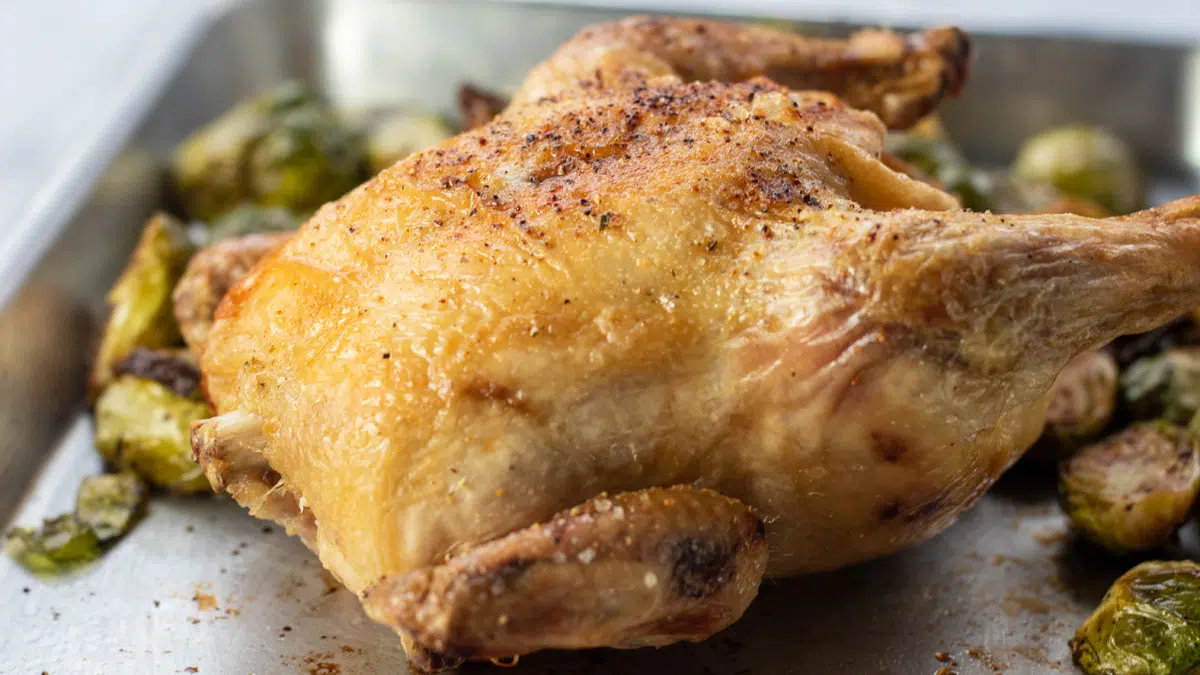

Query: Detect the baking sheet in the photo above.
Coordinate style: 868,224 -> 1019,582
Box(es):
2,1 -> 1198,673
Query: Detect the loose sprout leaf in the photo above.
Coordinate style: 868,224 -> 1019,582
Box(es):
1059,423 -> 1200,553
94,376 -> 213,493
89,212 -> 194,395
1121,348 -> 1200,424
1012,124 -> 1144,215
6,515 -> 102,575
76,472 -> 147,542
1072,561 -> 1200,675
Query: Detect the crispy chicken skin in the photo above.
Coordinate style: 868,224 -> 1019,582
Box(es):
193,16 -> 1200,669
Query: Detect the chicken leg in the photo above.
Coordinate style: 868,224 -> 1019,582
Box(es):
192,16 -> 1200,670
363,486 -> 767,670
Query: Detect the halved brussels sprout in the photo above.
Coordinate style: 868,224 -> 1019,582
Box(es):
89,212 -> 194,395
350,107 -> 454,174
6,515 -> 102,575
1012,124 -> 1144,215
1072,560 -> 1200,675
1029,351 -> 1119,461
1059,422 -> 1200,553
171,81 -> 366,221
94,375 -> 213,493
1121,348 -> 1200,424
885,134 -> 994,211
207,203 -> 300,243
76,472 -> 147,542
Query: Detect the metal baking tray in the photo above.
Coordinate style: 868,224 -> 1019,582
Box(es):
2,1 -> 1197,673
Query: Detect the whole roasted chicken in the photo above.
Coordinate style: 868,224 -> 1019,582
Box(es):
190,16 -> 1200,670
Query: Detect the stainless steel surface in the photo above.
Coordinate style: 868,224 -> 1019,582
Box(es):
1,1 -> 1197,673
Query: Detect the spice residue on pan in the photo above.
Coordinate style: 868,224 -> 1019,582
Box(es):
1010,644 -> 1061,669
966,645 -> 1006,673
999,593 -> 1056,618
192,592 -> 218,612
302,651 -> 341,675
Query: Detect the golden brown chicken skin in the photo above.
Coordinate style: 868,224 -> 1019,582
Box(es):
193,16 -> 1200,670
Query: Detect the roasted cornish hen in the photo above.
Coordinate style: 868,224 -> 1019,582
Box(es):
188,16 -> 1200,669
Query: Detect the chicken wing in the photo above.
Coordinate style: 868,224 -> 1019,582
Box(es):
192,16 -> 1200,670
512,15 -> 970,129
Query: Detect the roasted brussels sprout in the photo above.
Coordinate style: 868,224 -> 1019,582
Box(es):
1121,348 -> 1200,424
94,375 -> 213,493
1012,124 -> 1144,215
1029,351 -> 1119,461
1072,560 -> 1200,675
6,515 -> 101,574
885,134 -> 994,211
1059,423 -> 1200,553
206,203 -> 300,243
89,212 -> 194,395
352,107 -> 454,174
171,81 -> 366,221
75,472 -> 147,542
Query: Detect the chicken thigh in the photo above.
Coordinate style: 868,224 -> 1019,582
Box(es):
192,16 -> 1200,669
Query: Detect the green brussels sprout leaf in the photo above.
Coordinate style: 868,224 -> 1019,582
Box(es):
76,472 -> 147,542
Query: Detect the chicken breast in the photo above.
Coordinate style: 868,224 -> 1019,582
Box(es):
192,15 -> 1200,669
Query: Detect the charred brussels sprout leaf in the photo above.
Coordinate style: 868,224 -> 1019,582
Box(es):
457,83 -> 509,132
1121,348 -> 1200,424
171,81 -> 366,221
1059,423 -> 1200,553
206,204 -> 300,243
1013,124 -> 1144,215
76,472 -> 147,542
114,347 -> 202,399
350,107 -> 454,175
6,515 -> 101,574
1029,351 -> 1119,461
89,213 -> 194,395
94,376 -> 213,493
1072,560 -> 1200,675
